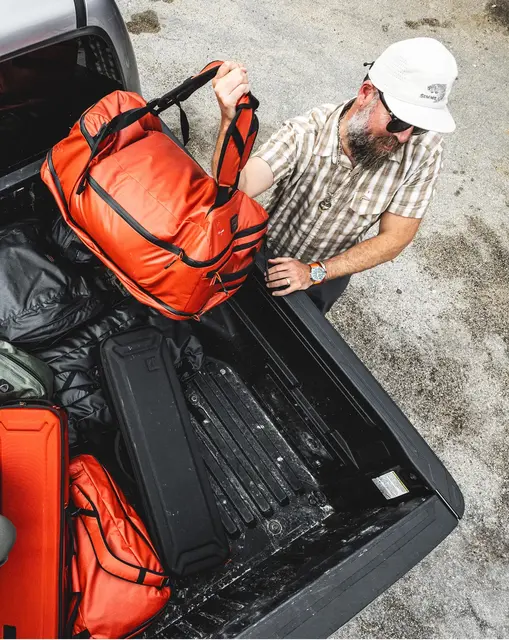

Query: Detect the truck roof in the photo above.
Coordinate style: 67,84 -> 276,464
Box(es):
0,0 -> 121,61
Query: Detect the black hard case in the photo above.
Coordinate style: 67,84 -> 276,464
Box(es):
100,327 -> 228,577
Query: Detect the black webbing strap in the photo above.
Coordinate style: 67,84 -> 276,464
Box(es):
214,186 -> 230,209
230,125 -> 246,159
76,105 -> 153,193
76,61 -> 224,194
152,60 -> 223,113
175,101 -> 190,146
61,370 -> 78,392
3,626 -> 16,638
90,61 -> 225,146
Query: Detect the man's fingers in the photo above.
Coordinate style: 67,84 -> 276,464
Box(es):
214,63 -> 247,88
214,61 -> 242,81
271,281 -> 298,296
266,265 -> 291,280
268,257 -> 294,264
213,62 -> 234,84
229,83 -> 250,104
220,68 -> 248,93
266,275 -> 291,288
272,288 -> 294,297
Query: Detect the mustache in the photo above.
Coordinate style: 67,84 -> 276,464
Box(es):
344,100 -> 404,170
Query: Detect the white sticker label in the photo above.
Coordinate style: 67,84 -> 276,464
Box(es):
372,471 -> 409,500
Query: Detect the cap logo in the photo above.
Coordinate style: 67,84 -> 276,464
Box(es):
420,83 -> 447,103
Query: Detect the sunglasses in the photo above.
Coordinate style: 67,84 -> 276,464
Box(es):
363,62 -> 427,136
378,91 -> 427,136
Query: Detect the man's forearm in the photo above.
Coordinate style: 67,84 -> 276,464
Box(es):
323,233 -> 405,279
211,117 -> 231,181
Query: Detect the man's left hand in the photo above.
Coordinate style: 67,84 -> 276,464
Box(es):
265,257 -> 312,296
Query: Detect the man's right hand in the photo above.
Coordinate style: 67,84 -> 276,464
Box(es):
212,61 -> 250,122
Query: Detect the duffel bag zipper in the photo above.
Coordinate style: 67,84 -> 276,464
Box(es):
86,175 -> 267,269
0,352 -> 47,394
206,239 -> 261,279
73,485 -> 168,584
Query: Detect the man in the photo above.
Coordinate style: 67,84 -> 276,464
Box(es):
212,38 -> 458,314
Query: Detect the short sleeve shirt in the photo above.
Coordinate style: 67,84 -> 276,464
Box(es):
253,101 -> 444,263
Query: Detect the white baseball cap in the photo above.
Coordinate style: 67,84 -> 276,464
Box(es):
368,38 -> 458,133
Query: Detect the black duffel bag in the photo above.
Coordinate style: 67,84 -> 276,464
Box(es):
0,222 -> 104,346
35,298 -> 203,446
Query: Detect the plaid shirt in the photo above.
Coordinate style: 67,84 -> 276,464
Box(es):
254,101 -> 444,263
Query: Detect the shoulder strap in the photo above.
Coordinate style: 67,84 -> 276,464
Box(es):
82,60 -> 225,159
78,61 -> 259,199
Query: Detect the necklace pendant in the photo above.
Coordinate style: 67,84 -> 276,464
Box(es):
319,198 -> 332,211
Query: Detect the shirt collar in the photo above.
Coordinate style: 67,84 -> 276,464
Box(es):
314,98 -> 404,164
314,100 -> 352,161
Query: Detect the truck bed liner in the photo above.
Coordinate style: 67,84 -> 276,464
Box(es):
153,358 -> 332,636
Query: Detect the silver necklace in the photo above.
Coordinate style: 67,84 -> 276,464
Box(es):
318,114 -> 345,212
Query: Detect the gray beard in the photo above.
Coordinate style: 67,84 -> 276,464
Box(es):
345,99 -> 401,171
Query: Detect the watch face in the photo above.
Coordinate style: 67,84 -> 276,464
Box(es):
310,266 -> 326,282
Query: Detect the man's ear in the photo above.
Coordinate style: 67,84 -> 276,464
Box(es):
357,81 -> 377,108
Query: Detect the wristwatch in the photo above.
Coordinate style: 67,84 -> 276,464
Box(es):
309,261 -> 327,285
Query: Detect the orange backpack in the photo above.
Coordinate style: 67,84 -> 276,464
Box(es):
68,455 -> 170,638
41,61 -> 268,320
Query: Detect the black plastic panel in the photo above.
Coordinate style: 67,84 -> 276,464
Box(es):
101,328 -> 229,576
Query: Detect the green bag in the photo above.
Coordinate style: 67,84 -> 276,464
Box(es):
0,340 -> 54,401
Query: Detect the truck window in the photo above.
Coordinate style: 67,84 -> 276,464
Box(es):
0,35 -> 123,177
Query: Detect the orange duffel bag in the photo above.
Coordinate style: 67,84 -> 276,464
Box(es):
41,61 -> 269,320
68,455 -> 170,638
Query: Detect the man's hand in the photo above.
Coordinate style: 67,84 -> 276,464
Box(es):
211,61 -> 273,198
265,257 -> 312,296
212,61 -> 250,122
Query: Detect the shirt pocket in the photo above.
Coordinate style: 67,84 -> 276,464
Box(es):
347,191 -> 386,239
349,190 -> 386,216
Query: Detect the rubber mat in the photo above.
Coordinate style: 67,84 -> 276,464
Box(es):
185,357 -> 330,543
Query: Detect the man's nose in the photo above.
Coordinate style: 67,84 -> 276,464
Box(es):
393,128 -> 413,144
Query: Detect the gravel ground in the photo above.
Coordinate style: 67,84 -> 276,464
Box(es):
115,0 -> 509,636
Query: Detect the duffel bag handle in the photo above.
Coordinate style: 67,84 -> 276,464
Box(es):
87,61 -> 226,145
152,60 -> 225,113
77,61 -> 259,202
214,91 -> 259,206
153,60 -> 260,199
